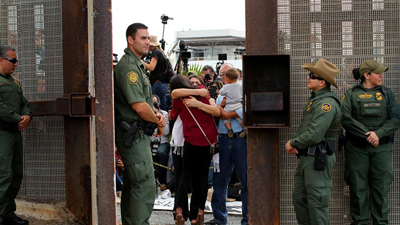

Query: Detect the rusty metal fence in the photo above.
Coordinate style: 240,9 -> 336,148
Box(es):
0,1 -> 65,200
278,0 -> 400,224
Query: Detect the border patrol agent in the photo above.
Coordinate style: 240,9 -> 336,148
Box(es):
0,45 -> 31,225
285,59 -> 341,225
342,60 -> 400,225
114,23 -> 166,225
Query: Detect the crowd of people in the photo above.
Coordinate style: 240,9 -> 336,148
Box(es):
113,22 -> 248,225
0,20 -> 399,225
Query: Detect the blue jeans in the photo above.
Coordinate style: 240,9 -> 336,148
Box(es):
116,171 -> 123,191
211,135 -> 248,225
152,81 -> 169,111
156,143 -> 170,185
208,160 -> 214,187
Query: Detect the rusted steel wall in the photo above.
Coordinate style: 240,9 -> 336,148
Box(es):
245,0 -> 280,224
93,0 -> 116,224
62,1 -> 91,224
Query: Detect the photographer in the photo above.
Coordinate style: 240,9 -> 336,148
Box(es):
143,35 -> 170,111
150,94 -> 170,188
202,65 -> 216,84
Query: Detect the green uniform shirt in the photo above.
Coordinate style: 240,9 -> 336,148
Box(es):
114,48 -> 153,124
291,87 -> 342,149
0,74 -> 31,123
341,84 -> 400,139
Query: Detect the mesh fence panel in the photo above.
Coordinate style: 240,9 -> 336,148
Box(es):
0,0 -> 65,200
278,0 -> 400,224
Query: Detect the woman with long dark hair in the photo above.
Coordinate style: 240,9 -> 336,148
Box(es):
170,74 -> 220,225
342,60 -> 400,224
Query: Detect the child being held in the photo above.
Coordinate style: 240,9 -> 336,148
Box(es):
219,68 -> 246,138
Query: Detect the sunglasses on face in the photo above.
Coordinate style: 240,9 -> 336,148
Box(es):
1,57 -> 18,64
308,73 -> 323,80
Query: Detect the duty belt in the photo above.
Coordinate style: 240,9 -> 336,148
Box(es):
347,133 -> 393,146
0,119 -> 19,132
297,141 -> 335,157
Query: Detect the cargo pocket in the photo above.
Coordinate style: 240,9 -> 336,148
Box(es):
126,159 -> 154,184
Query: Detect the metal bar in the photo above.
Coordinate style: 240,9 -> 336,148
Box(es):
245,0 -> 280,224
87,0 -> 98,224
92,0 -> 116,224
29,95 -> 95,117
62,1 -> 91,224
247,129 -> 280,224
29,100 -> 57,116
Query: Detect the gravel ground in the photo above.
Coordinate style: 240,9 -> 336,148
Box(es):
117,204 -> 243,225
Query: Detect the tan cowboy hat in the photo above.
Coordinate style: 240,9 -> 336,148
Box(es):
149,35 -> 160,47
302,58 -> 339,89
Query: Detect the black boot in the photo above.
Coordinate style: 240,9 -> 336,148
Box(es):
3,216 -> 29,225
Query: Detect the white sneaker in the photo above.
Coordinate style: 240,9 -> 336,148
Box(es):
161,189 -> 171,199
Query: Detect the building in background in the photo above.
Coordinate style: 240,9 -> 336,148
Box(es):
169,29 -> 245,69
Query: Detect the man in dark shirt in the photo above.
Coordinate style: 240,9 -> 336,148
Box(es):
143,35 -> 169,111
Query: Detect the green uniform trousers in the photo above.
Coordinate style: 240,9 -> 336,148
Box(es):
0,130 -> 23,222
115,126 -> 156,225
345,140 -> 393,225
293,154 -> 336,225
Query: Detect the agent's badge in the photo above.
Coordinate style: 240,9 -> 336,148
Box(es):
307,102 -> 313,112
321,103 -> 332,112
14,79 -> 20,88
127,71 -> 138,84
376,92 -> 383,101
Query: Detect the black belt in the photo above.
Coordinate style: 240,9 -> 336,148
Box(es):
347,133 -> 393,146
380,136 -> 392,145
219,132 -> 243,139
0,120 -> 19,132
297,141 -> 334,157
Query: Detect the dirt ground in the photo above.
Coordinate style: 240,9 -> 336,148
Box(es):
20,216 -> 83,225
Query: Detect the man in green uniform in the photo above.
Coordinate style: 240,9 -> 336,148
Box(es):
342,60 -> 400,225
285,59 -> 341,225
114,23 -> 166,225
0,45 -> 31,225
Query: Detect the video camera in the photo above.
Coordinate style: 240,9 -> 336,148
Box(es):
216,53 -> 227,75
174,40 -> 193,74
179,40 -> 191,61
204,73 -> 213,82
142,51 -> 152,64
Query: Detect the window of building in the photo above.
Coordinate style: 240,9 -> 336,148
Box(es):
310,0 -> 321,12
341,0 -> 352,11
310,22 -> 322,56
342,21 -> 353,56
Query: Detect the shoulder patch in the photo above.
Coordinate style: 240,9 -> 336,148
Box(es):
307,101 -> 313,112
321,103 -> 331,112
14,79 -> 20,88
375,92 -> 383,101
127,71 -> 138,84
